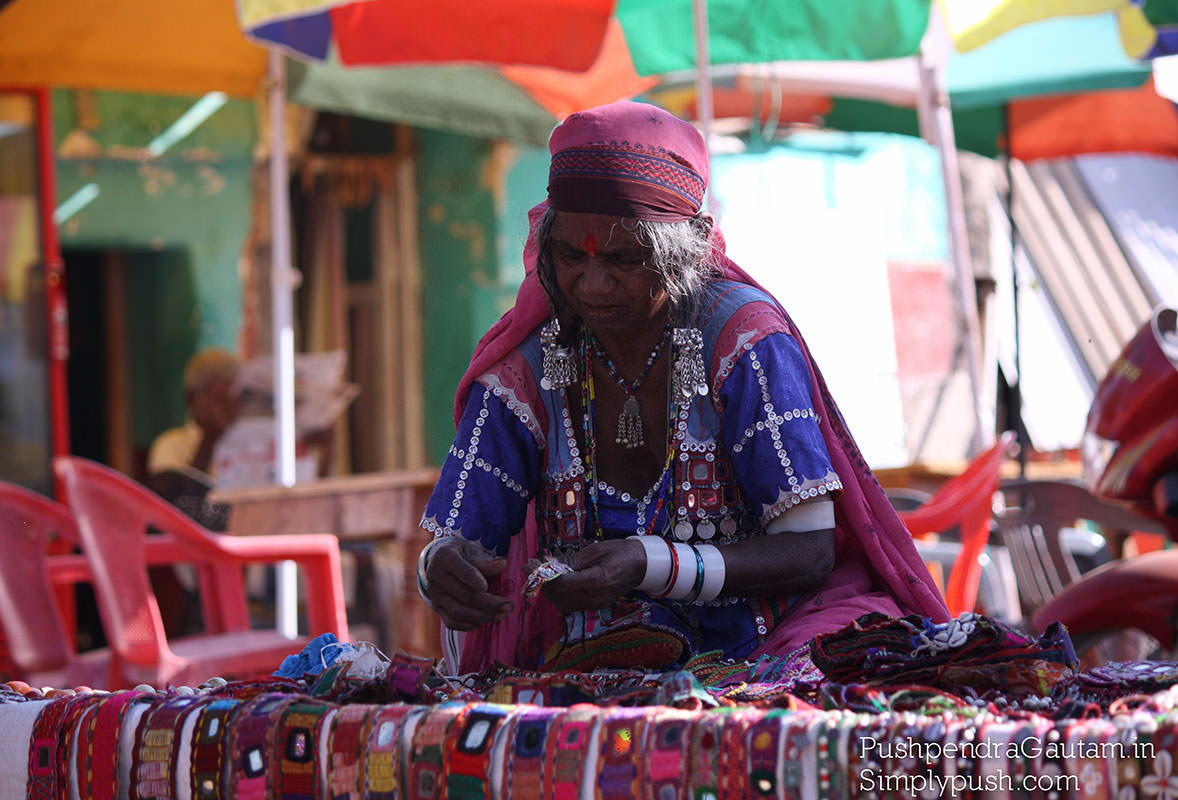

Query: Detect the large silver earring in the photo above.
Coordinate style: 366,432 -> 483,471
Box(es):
540,317 -> 578,390
672,327 -> 708,399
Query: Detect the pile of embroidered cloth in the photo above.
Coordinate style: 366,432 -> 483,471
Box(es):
3,612 -> 1178,799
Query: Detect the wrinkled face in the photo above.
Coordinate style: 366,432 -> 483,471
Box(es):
551,212 -> 668,337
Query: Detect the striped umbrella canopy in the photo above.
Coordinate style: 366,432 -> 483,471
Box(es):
650,11 -> 1175,160
941,0 -> 1178,58
240,0 -> 935,71
241,0 -> 936,145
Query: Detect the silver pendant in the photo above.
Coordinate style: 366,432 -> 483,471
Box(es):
674,520 -> 694,540
616,395 -> 644,448
696,519 -> 716,540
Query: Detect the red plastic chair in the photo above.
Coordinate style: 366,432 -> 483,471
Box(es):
54,456 -> 349,689
0,481 -> 110,688
897,431 -> 1017,617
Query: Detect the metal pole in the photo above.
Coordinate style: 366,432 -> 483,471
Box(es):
268,50 -> 299,639
692,0 -> 717,215
35,88 -> 71,496
1004,103 -> 1027,475
917,40 -> 991,454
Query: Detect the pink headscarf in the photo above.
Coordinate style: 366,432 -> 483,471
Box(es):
449,102 -> 949,671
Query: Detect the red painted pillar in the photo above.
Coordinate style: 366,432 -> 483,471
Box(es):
34,87 -> 70,492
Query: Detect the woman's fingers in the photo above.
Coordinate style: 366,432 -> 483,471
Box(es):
425,538 -> 511,629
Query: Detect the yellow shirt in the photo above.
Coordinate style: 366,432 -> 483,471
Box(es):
147,419 -> 213,478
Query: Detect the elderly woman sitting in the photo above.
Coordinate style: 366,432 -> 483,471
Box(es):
417,101 -> 947,674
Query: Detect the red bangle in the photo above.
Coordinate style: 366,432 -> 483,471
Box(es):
649,538 -> 679,599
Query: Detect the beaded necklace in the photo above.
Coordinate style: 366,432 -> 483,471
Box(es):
580,324 -> 681,540
587,324 -> 671,448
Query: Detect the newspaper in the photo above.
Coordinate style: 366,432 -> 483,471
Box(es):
211,350 -> 360,488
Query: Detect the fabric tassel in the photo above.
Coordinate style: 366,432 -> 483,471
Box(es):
672,327 -> 708,399
616,395 -> 645,448
540,317 -> 577,390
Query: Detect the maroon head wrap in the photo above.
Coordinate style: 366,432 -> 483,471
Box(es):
547,100 -> 707,221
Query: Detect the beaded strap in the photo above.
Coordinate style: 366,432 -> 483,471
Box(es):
543,707 -> 598,800
407,705 -> 465,800
225,694 -> 299,800
363,705 -> 417,800
132,693 -> 202,800
502,707 -> 559,800
190,697 -> 242,800
327,704 -> 378,800
273,699 -> 334,800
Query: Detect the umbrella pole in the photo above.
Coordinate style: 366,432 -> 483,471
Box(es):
917,40 -> 991,455
268,50 -> 299,639
692,0 -> 717,215
1004,103 -> 1028,476
34,88 -> 71,494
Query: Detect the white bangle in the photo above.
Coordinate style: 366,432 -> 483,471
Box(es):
629,535 -> 673,593
695,543 -> 726,602
416,536 -> 441,609
667,543 -> 697,600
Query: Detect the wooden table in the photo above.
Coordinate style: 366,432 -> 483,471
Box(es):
209,468 -> 441,657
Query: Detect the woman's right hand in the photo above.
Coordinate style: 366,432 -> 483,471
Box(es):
422,537 -> 513,631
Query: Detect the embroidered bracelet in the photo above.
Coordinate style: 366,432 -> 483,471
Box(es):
544,707 -> 598,800
445,703 -> 511,799
273,699 -> 334,800
83,690 -> 146,800
747,709 -> 787,798
687,711 -> 726,799
327,703 -> 378,799
594,708 -> 645,800
363,704 -> 416,800
695,543 -> 726,603
408,705 -> 464,800
503,707 -> 559,800
133,693 -> 202,800
640,709 -> 693,800
27,696 -> 76,800
226,694 -> 299,800
190,697 -> 242,800
628,535 -> 673,594
55,692 -> 105,800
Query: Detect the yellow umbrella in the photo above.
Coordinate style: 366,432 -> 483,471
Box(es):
0,0 -> 268,96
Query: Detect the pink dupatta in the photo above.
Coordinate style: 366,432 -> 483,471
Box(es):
447,202 -> 950,672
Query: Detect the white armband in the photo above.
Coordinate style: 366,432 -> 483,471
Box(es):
766,499 -> 835,534
629,535 -> 674,593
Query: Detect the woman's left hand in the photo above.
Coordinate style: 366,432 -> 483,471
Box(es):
541,538 -> 645,614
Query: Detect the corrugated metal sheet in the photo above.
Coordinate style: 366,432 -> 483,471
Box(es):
1072,154 -> 1178,308
960,152 -> 1178,452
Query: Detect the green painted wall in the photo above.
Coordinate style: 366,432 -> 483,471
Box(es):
417,129 -> 502,463
52,90 -> 256,450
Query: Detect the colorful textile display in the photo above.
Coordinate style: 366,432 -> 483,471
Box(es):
6,677 -> 1178,799
810,612 -> 1078,700
6,612 -> 1178,798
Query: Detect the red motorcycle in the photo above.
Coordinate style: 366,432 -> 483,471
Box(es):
1025,306 -> 1178,665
